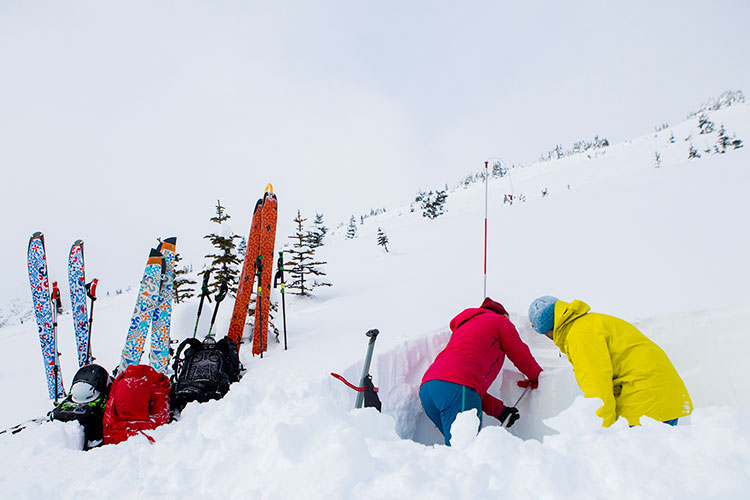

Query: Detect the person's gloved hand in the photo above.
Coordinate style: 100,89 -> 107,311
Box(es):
517,379 -> 539,389
498,406 -> 520,427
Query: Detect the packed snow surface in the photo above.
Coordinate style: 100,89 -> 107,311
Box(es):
2,105 -> 750,498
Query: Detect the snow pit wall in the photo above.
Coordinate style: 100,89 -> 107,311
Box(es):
340,329 -> 582,445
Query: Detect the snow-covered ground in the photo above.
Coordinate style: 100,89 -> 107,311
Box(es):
1,103 -> 749,498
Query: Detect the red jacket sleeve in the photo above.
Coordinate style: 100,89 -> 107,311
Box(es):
500,322 -> 543,382
482,392 -> 505,419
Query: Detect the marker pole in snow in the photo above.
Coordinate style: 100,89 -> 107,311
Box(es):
85,279 -> 98,364
206,275 -> 228,339
273,250 -> 287,350
355,329 -> 379,409
192,269 -> 212,338
483,160 -> 488,299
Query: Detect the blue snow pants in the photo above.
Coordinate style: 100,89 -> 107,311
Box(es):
419,379 -> 482,446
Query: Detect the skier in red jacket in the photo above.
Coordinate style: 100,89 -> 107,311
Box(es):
420,297 -> 543,445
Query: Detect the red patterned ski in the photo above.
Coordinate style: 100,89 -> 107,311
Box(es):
252,190 -> 277,355
226,185 -> 278,355
227,197 -> 264,348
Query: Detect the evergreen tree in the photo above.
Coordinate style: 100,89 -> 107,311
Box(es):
715,124 -> 730,154
654,151 -> 662,168
346,216 -> 358,239
492,161 -> 505,177
376,227 -> 389,253
309,212 -> 328,248
688,143 -> 701,159
201,200 -> 241,295
287,210 -> 332,296
236,235 -> 247,262
698,113 -> 715,134
246,297 -> 281,344
173,252 -> 197,304
732,134 -> 744,149
417,189 -> 448,219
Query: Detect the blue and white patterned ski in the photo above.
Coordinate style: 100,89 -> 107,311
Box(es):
117,248 -> 164,373
68,240 -> 90,367
27,232 -> 65,401
149,237 -> 176,373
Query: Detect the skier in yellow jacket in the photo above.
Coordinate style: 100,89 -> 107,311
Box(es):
528,296 -> 692,427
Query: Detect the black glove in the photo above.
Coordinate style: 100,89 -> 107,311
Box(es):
498,406 -> 520,427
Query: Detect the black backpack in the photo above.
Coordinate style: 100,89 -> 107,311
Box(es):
171,336 -> 241,411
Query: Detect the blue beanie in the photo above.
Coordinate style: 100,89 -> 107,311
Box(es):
529,296 -> 558,334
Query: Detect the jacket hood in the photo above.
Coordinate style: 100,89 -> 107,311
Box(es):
480,297 -> 508,316
450,298 -> 508,332
553,299 -> 591,351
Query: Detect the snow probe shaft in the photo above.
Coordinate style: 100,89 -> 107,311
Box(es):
85,279 -> 98,364
502,386 -> 531,428
355,329 -> 379,409
193,269 -> 212,338
273,250 -> 288,350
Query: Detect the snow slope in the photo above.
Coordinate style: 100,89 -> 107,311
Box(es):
1,104 -> 749,498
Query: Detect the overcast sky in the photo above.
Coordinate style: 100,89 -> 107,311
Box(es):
1,1 -> 748,300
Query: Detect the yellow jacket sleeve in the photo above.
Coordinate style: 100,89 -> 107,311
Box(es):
566,330 -> 617,427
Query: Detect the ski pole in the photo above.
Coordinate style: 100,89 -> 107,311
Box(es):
273,250 -> 287,350
355,329 -> 379,409
193,269 -> 212,338
207,278 -> 228,339
502,386 -> 531,428
255,256 -> 264,358
85,279 -> 98,364
51,281 -> 62,405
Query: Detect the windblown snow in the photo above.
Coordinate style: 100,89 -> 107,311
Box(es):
1,104 -> 749,499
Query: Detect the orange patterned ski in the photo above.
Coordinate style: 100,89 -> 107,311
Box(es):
227,198 -> 264,348
252,191 -> 277,355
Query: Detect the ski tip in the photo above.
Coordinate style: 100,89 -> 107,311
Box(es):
28,232 -> 45,252
160,236 -> 177,252
70,239 -> 84,254
148,248 -> 164,266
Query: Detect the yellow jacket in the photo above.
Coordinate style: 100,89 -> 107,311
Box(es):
553,300 -> 693,427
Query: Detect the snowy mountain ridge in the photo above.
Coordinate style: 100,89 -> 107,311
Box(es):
1,98 -> 749,499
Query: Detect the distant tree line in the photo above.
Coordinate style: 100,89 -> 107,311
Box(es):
538,135 -> 610,163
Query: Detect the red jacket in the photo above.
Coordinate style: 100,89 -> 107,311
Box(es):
103,364 -> 171,445
421,298 -> 543,419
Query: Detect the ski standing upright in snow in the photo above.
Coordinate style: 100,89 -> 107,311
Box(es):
68,239 -> 92,367
227,185 -> 278,355
117,247 -> 164,373
27,232 -> 66,402
149,237 -> 177,373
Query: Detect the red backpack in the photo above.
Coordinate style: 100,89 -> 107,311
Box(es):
103,364 -> 171,445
